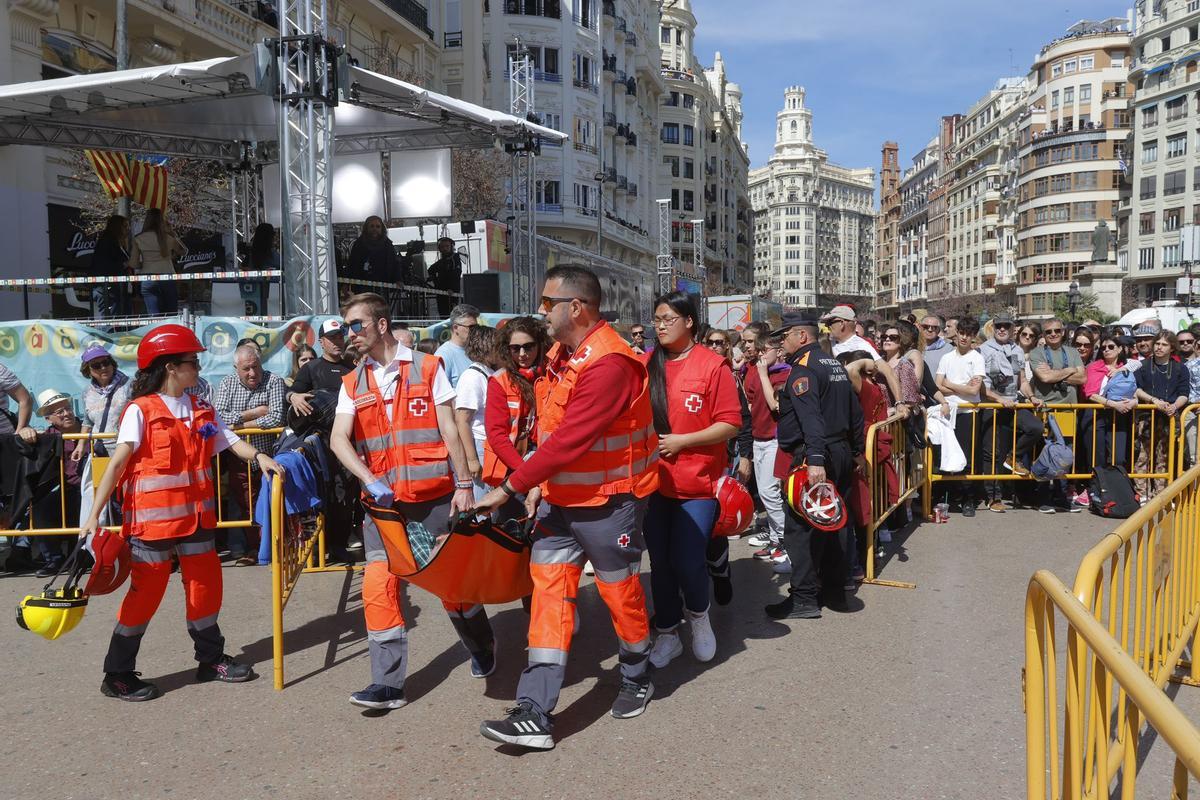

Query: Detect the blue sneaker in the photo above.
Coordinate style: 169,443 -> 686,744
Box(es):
349,683 -> 407,710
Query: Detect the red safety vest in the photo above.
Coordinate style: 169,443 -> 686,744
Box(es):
121,394 -> 217,541
535,322 -> 659,507
343,350 -> 453,504
482,368 -> 534,487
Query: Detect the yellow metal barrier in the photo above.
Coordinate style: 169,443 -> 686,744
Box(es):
269,474 -> 325,690
924,403 -> 1176,518
1178,403 -> 1200,476
1024,569 -> 1200,800
864,413 -> 919,589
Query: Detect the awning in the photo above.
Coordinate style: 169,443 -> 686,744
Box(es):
0,51 -> 566,163
1146,62 -> 1173,76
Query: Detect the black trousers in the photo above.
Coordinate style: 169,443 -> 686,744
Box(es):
980,408 -> 1044,502
783,441 -> 853,605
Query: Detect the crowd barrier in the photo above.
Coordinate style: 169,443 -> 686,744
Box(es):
1024,463 -> 1200,798
923,403 -> 1185,520
863,413 -> 920,589
269,475 -> 328,690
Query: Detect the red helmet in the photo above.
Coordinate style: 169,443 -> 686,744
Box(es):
136,323 -> 205,370
712,476 -> 754,538
783,465 -> 808,515
82,528 -> 131,596
798,482 -> 847,532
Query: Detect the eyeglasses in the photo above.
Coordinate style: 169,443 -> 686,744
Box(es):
652,315 -> 682,327
508,342 -> 538,354
705,338 -> 727,347
1044,328 -> 1064,335
540,296 -> 585,313
453,321 -> 477,330
920,324 -> 941,332
45,406 -> 73,418
88,359 -> 116,370
1019,331 -> 1036,338
881,334 -> 901,342
343,319 -> 368,334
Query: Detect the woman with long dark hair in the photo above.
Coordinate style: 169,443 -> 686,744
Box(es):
130,208 -> 186,315
344,216 -> 399,295
1085,334 -> 1137,475
642,292 -> 740,669
79,324 -> 283,701
90,215 -> 130,319
1134,330 -> 1188,498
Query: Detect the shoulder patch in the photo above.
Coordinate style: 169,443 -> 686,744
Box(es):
792,376 -> 810,396
798,352 -> 810,367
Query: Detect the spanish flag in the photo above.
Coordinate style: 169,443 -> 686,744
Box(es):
84,150 -> 131,199
130,159 -> 169,211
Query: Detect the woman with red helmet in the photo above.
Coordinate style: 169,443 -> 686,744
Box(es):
642,292 -> 741,669
79,323 -> 285,701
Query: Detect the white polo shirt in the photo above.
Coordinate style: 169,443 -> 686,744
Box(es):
831,333 -> 882,361
335,344 -> 455,421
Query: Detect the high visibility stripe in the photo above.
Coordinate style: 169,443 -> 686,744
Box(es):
446,603 -> 485,619
595,564 -> 641,583
177,538 -> 216,556
530,545 -> 586,566
379,461 -> 451,485
550,453 -> 659,487
186,612 -> 219,631
114,621 -> 149,637
367,623 -> 407,642
358,427 -> 445,453
130,545 -> 173,563
528,646 -> 569,666
134,469 -> 210,492
130,502 -> 196,522
365,548 -> 387,563
618,636 -> 650,654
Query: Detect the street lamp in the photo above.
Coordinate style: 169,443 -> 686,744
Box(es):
594,170 -> 613,257
690,218 -> 705,318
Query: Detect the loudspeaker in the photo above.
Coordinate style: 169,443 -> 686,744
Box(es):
461,220 -> 476,234
462,272 -> 512,313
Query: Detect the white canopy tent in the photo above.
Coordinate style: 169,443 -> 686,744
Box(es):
0,48 -> 565,313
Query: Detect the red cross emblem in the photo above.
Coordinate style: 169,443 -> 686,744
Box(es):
617,533 -> 631,548
408,398 -> 428,417
569,345 -> 593,365
684,393 -> 703,413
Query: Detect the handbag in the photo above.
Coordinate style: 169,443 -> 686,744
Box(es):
1032,415 -> 1075,481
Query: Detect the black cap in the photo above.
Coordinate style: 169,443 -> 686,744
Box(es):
770,312 -> 820,337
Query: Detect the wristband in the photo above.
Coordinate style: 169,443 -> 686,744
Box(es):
500,479 -> 515,496
455,480 -> 474,490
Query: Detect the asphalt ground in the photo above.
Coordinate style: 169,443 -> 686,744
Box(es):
2,505 -> 1198,800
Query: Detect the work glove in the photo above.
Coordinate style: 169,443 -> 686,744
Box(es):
365,479 -> 394,507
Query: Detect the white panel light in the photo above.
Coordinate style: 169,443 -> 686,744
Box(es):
389,148 -> 452,219
331,154 -> 384,224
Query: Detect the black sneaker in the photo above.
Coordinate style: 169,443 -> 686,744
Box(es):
1038,505 -> 1057,514
196,654 -> 255,683
480,702 -> 555,750
470,648 -> 496,679
101,671 -> 161,702
962,504 -> 975,518
765,596 -> 822,620
711,574 -> 733,606
610,678 -> 654,719
349,683 -> 407,710
34,558 -> 65,578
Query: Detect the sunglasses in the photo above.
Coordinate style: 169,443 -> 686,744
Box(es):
994,323 -> 1013,330
175,357 -> 200,367
920,324 -> 941,332
881,334 -> 901,342
88,359 -> 116,370
540,295 -> 585,313
1101,344 -> 1118,351
1019,331 -> 1036,337
631,331 -> 645,337
343,319 -> 368,334
1044,328 -> 1064,335
705,339 -> 727,346
1179,338 -> 1196,345
508,342 -> 538,354
1074,340 -> 1092,347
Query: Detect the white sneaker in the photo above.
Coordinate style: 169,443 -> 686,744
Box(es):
772,555 -> 792,574
687,610 -> 716,662
583,560 -> 595,576
648,630 -> 683,668
746,532 -> 771,548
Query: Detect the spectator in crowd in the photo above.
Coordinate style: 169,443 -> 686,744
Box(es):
944,317 -> 960,342
935,317 -> 986,517
1072,327 -> 1097,366
288,345 -> 317,386
246,222 -> 278,316
427,237 -> 464,318
1132,325 -> 1157,361
1183,331 -> 1200,466
1178,328 -> 1196,361
879,321 -> 923,414
1134,331 -> 1189,499
1017,322 -> 1042,383
0,361 -> 34,442
416,338 -> 438,355
642,291 -> 739,670
186,374 -> 215,406
343,216 -> 399,294
391,321 -> 415,349
435,303 -> 480,388
823,304 -> 902,404
236,337 -> 262,355
29,389 -> 83,576
214,343 -> 286,565
629,324 -> 647,355
130,209 -> 186,316
979,315 -> 1042,511
838,350 -> 893,573
90,215 -> 131,320
75,345 -> 131,526
740,322 -> 790,569
1027,317 -> 1085,513
1086,334 -> 1138,474
454,325 -> 502,500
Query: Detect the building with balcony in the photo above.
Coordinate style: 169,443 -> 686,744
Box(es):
748,86 -> 874,311
895,136 -> 939,310
874,141 -> 901,314
0,0 -> 444,317
1015,18 -> 1131,319
1127,0 -> 1200,305
924,114 -> 961,302
944,77 -> 1028,303
481,0 -> 665,268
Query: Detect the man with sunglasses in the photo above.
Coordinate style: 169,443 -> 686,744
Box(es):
330,292 -> 497,713
435,303 -> 480,388
474,265 -> 658,750
920,315 -> 951,377
979,315 -> 1043,512
1027,317 -> 1085,513
823,304 -> 902,404
629,324 -> 648,355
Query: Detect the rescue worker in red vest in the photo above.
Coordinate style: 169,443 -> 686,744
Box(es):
481,315 -> 550,518
475,265 -> 659,751
641,292 -> 741,669
329,292 -> 496,711
80,323 -> 284,701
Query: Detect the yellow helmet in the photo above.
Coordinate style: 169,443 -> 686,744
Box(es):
16,587 -> 88,641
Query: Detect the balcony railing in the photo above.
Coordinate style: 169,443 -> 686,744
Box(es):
444,30 -> 462,48
625,32 -> 637,48
574,141 -> 598,154
628,182 -> 638,197
380,0 -> 434,39
603,111 -> 617,129
573,9 -> 597,30
573,77 -> 598,93
615,123 -> 629,140
625,131 -> 637,147
535,203 -> 563,214
614,15 -> 626,32
616,175 -> 628,191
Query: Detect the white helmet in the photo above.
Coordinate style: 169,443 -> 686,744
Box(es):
800,482 -> 846,532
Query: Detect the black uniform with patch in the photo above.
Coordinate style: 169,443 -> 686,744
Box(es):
776,342 -> 865,606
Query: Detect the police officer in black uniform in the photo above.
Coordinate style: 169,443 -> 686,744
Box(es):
766,313 -> 866,620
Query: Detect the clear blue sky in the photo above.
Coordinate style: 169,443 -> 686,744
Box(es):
690,0 -> 1130,182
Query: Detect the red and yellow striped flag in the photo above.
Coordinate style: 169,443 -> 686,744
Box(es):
84,150 -> 131,199
130,159 -> 169,211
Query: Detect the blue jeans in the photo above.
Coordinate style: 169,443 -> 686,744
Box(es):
92,286 -> 118,319
644,493 -> 718,630
141,279 -> 178,315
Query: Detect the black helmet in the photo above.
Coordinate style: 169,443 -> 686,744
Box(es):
287,388 -> 339,437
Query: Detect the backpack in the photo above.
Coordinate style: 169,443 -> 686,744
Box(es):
1031,415 -> 1074,481
1102,368 -> 1137,401
1089,465 -> 1140,519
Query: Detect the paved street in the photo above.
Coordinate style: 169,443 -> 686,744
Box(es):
2,509 -> 1197,800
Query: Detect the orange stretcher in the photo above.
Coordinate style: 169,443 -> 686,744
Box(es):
365,505 -> 534,605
